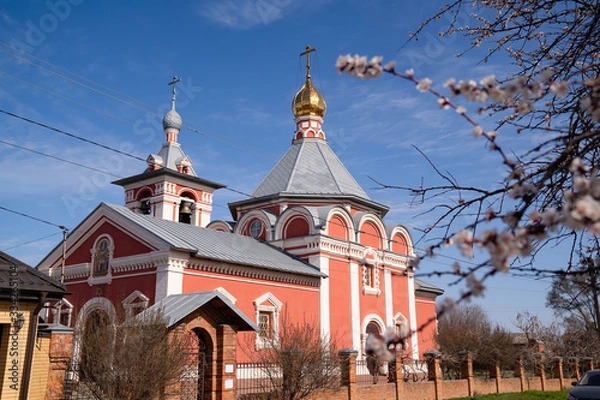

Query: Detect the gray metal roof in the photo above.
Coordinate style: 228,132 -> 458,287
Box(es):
0,251 -> 67,301
105,203 -> 325,278
153,141 -> 197,176
415,278 -> 444,295
251,138 -> 369,199
143,291 -> 256,331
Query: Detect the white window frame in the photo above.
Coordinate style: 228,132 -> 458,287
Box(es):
253,292 -> 283,349
122,290 -> 150,319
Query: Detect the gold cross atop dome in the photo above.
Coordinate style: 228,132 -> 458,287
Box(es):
292,44 -> 326,118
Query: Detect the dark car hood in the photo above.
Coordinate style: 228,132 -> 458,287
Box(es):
569,385 -> 600,399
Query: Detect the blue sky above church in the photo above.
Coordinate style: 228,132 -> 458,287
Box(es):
0,0 -> 556,327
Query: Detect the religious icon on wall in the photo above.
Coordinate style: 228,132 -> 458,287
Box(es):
93,237 -> 110,276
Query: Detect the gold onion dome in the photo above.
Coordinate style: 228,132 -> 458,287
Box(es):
292,77 -> 326,118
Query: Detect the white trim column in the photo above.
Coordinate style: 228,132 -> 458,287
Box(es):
350,260 -> 361,351
407,273 -> 419,359
384,268 -> 393,325
154,257 -> 185,301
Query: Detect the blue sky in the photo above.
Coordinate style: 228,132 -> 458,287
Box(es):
0,0 -> 558,329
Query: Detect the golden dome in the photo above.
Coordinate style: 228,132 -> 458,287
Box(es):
292,77 -> 327,118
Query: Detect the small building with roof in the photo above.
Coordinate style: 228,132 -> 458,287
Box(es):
37,48 -> 443,399
0,250 -> 69,400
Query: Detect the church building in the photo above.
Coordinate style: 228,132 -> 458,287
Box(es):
37,46 -> 442,367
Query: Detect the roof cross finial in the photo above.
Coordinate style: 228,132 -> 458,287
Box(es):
300,45 -> 316,80
168,76 -> 181,109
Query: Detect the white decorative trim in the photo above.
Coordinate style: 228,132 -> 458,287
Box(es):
253,292 -> 283,349
407,274 -> 419,359
384,269 -> 393,325
324,208 -> 354,240
215,287 -> 237,304
354,212 -> 388,246
350,261 -> 360,351
361,314 -> 386,358
155,256 -> 187,301
235,209 -> 277,240
361,247 -> 381,296
122,290 -> 150,318
87,235 -> 114,286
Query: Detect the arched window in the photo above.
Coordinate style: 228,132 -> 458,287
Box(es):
283,216 -> 310,238
392,233 -> 409,255
328,214 -> 349,240
360,221 -> 382,248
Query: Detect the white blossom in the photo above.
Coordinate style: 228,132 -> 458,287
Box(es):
550,81 -> 569,98
416,78 -> 432,92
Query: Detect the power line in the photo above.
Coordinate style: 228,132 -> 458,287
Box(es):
0,139 -> 124,178
0,108 -> 146,162
0,41 -> 160,112
0,205 -> 67,230
0,44 -> 278,160
1,232 -> 62,252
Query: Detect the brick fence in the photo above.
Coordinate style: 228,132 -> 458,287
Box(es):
240,350 -> 593,400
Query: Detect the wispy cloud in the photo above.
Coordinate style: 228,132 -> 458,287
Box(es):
199,0 -> 299,29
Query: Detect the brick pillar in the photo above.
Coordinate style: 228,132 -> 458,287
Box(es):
514,356 -> 526,392
535,353 -> 546,391
489,361 -> 501,394
553,357 -> 564,390
459,351 -> 474,397
42,325 -> 73,400
392,353 -> 405,399
217,324 -> 237,400
583,357 -> 594,372
425,350 -> 442,400
570,358 -> 580,381
339,349 -> 358,400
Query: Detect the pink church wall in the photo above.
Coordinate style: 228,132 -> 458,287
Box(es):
327,257 -> 353,347
65,223 -> 155,265
416,298 -> 439,357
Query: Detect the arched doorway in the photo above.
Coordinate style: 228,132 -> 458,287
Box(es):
181,328 -> 213,400
365,321 -> 384,381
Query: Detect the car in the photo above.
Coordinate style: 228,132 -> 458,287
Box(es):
567,369 -> 600,400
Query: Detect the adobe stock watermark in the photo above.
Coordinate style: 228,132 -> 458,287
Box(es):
7,0 -> 86,55
8,262 -> 21,392
61,77 -> 204,219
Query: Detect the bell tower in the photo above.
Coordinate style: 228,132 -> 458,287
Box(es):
113,76 -> 225,227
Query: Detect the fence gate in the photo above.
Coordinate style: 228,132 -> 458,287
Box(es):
181,329 -> 210,400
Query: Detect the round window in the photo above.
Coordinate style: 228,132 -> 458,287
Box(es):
250,220 -> 262,238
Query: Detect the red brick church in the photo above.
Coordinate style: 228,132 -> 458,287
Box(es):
37,46 -> 442,388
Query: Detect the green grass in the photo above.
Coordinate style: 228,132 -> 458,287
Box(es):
450,389 -> 570,400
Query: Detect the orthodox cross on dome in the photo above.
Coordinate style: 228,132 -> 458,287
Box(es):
300,45 -> 316,80
168,75 -> 181,109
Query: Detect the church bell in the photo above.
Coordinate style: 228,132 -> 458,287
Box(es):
179,200 -> 192,215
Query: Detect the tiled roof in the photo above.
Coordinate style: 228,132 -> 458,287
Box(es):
0,251 -> 67,299
105,203 -> 325,278
251,139 -> 369,199
142,290 -> 256,330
